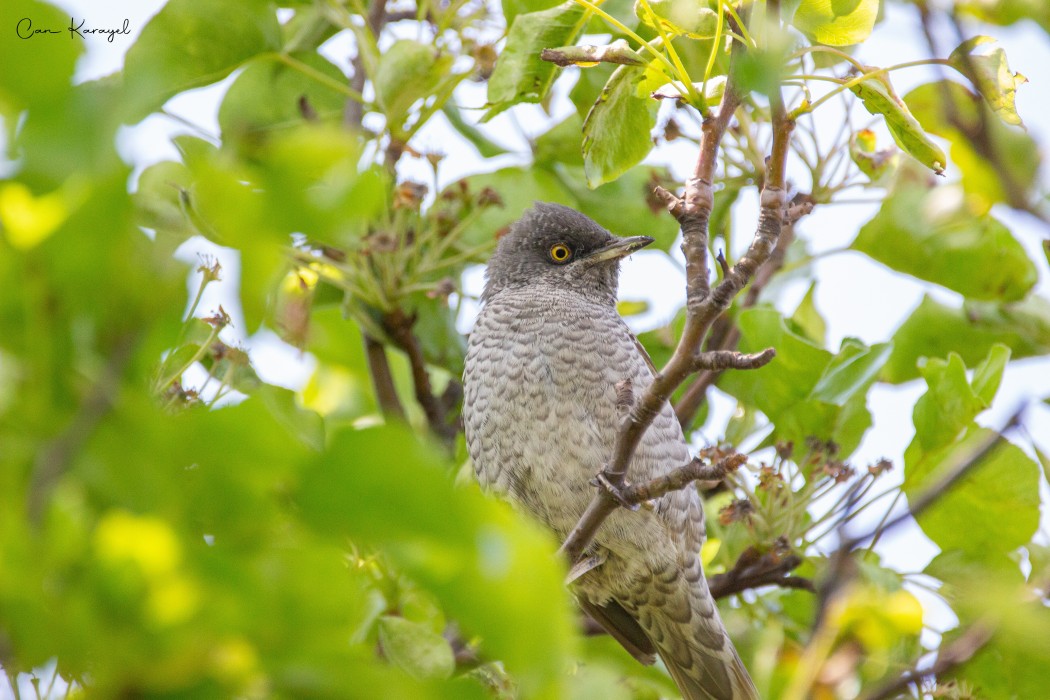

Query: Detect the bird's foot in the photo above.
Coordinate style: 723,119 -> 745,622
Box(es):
591,470 -> 640,511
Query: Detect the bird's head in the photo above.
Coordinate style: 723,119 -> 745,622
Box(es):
482,202 -> 653,304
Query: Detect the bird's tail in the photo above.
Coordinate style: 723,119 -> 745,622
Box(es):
636,576 -> 759,700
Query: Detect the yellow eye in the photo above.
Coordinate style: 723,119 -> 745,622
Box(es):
549,243 -> 572,263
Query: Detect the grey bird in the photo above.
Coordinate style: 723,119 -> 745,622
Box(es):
463,202 -> 759,700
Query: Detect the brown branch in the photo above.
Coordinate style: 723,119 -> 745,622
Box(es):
857,623 -> 994,700
383,309 -> 458,443
559,15 -> 794,564
709,539 -> 814,599
364,334 -> 406,421
693,347 -> 775,372
620,453 -> 746,505
540,42 -> 645,67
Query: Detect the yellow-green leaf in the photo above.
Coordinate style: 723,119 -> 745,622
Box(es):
793,0 -> 879,47
948,36 -> 1027,127
849,74 -> 947,175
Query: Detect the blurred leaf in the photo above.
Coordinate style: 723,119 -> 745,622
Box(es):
485,1 -> 585,120
256,383 -> 325,451
792,0 -> 879,46
405,293 -> 468,376
582,64 -> 656,188
617,299 -> 650,316
849,128 -> 899,184
123,0 -> 281,118
218,52 -> 348,147
949,36 -> 1027,127
134,160 -> 199,251
0,0 -> 81,114
849,74 -> 946,174
956,0 -> 1050,34
883,295 -> 1050,383
446,167 -> 575,247
502,0 -> 563,25
297,425 -> 577,695
534,113 -> 586,167
852,182 -> 1036,302
378,616 -> 455,680
374,40 -> 454,138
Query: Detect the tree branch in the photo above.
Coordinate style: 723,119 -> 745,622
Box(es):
540,41 -> 645,67
344,0 -> 388,129
364,334 -> 406,421
383,309 -> 458,443
559,15 -> 794,564
620,453 -> 747,505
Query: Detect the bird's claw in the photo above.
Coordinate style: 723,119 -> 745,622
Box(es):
592,471 -> 639,511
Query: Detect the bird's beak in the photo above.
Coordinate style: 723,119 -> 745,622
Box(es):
583,235 -> 655,264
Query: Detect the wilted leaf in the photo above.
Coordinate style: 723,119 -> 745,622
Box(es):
849,74 -> 947,174
949,36 -> 1027,127
904,81 -> 1039,212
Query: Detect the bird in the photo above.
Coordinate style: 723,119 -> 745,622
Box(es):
463,202 -> 759,700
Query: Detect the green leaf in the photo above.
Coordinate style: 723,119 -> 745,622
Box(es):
718,308 -> 889,456
378,616 -> 455,680
948,36 -> 1027,127
485,1 -> 586,120
905,428 -> 1040,558
297,425 -> 577,696
883,295 -> 1050,383
911,353 -> 987,451
617,300 -> 650,316
373,40 -> 454,137
123,0 -> 282,118
852,181 -> 1037,302
848,128 -> 899,184
792,0 -> 879,46
582,64 -> 656,188
848,74 -> 947,174
218,52 -> 348,146
904,81 -> 1040,212
133,160 -> 199,248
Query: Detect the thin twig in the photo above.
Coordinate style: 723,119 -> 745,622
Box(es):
383,309 -> 458,443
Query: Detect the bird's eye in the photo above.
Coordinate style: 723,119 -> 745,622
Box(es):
549,243 -> 573,263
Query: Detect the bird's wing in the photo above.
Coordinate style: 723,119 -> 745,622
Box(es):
577,597 -> 657,665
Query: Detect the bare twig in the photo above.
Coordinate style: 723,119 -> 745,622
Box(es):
541,42 -> 645,67
857,623 -> 994,700
621,453 -> 747,505
693,348 -> 775,372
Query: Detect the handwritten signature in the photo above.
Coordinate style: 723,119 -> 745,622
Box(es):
16,17 -> 131,43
